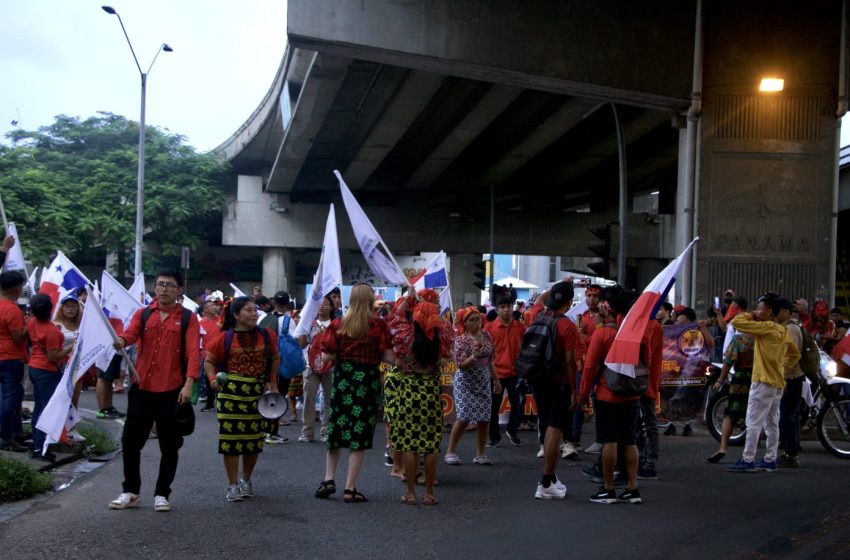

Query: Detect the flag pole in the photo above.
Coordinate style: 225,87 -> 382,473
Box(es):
0,192 -> 9,233
379,239 -> 410,287
87,290 -> 141,383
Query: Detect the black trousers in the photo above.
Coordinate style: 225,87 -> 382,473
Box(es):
121,386 -> 183,498
489,375 -> 521,442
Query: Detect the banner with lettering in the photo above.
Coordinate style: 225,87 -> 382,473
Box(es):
660,321 -> 712,387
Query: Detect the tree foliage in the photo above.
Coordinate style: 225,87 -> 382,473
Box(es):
0,113 -> 228,275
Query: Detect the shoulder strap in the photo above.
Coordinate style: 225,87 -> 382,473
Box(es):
220,329 -> 235,372
281,314 -> 291,337
140,306 -> 153,330
258,327 -> 272,380
179,308 -> 191,378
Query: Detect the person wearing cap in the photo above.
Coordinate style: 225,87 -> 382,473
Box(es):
109,270 -> 200,512
205,296 -> 280,502
805,300 -> 834,349
525,281 -> 581,500
571,284 -> 604,455
726,294 -> 800,473
0,271 -> 28,452
484,292 -> 525,448
54,291 -> 87,440
259,290 -> 306,443
199,296 -> 223,412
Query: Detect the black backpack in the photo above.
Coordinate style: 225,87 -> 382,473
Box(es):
598,322 -> 649,396
515,312 -> 565,386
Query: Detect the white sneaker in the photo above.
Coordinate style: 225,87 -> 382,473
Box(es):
535,482 -> 567,500
554,477 -> 568,494
226,484 -> 242,502
154,495 -> 171,512
585,442 -> 603,454
238,478 -> 254,498
536,445 -> 545,458
561,442 -> 579,460
108,492 -> 139,510
297,435 -> 313,443
67,429 -> 86,442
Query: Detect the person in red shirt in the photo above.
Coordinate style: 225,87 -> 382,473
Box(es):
26,293 -> 72,461
199,298 -> 222,412
579,285 -> 661,505
526,281 -> 580,500
570,284 -> 604,455
0,271 -> 28,452
109,271 -> 200,512
484,293 -> 526,447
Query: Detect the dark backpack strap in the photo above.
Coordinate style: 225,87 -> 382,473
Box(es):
220,329 -> 235,372
179,308 -> 191,379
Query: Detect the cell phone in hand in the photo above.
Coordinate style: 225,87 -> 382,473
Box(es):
714,296 -> 720,309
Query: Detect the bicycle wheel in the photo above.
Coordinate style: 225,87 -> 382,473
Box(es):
706,392 -> 745,447
816,396 -> 850,459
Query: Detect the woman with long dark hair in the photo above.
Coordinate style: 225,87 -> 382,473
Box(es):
315,283 -> 394,503
26,293 -> 73,461
205,296 -> 280,502
388,290 -> 454,505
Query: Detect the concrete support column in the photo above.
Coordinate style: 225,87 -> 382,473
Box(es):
448,252 -> 483,308
675,127 -> 694,306
262,247 -> 295,297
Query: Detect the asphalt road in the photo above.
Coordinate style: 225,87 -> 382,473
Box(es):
2,389 -> 850,560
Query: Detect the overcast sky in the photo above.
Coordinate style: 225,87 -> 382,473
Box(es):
1,0 -> 287,152
2,2 -> 848,153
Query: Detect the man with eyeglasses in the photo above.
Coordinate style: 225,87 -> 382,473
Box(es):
108,270 -> 200,512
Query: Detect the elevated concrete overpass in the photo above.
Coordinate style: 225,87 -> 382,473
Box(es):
217,0 -> 846,308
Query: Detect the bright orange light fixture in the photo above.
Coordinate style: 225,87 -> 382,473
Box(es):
759,78 -> 784,92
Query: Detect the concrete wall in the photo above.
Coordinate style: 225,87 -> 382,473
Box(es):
694,0 -> 842,307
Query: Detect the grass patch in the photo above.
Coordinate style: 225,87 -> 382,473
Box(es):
0,457 -> 53,503
76,422 -> 118,456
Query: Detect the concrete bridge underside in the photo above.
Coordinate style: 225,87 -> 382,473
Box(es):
218,0 -> 845,308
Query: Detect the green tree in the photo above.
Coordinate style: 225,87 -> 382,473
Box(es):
0,113 -> 229,279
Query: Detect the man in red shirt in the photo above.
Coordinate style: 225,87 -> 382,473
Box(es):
198,297 -> 222,412
0,271 -> 28,452
484,293 -> 526,446
109,271 -> 200,512
579,285 -> 662,505
527,281 -> 580,500
571,284 -> 604,455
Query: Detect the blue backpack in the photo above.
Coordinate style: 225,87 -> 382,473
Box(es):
277,315 -> 306,379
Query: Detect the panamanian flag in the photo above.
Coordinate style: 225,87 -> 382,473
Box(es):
38,251 -> 91,307
411,251 -> 449,290
604,238 -> 699,377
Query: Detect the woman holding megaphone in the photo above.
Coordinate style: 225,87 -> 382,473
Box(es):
205,296 -> 280,503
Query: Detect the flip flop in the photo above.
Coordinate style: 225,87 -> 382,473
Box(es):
401,495 -> 417,505
707,451 -> 726,463
422,494 -> 438,506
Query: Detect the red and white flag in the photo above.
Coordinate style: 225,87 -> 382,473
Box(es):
604,238 -> 699,377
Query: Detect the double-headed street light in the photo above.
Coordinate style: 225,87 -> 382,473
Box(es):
101,5 -> 173,278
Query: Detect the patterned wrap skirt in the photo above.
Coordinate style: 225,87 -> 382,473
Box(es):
326,360 -> 382,450
383,365 -> 402,424
288,374 -> 304,398
390,373 -> 443,454
216,373 -> 269,455
453,366 -> 492,423
724,368 -> 753,421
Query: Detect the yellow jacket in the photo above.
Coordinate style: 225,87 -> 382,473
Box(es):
730,313 -> 801,389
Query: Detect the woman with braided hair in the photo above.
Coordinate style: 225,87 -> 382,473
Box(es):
205,296 -> 280,502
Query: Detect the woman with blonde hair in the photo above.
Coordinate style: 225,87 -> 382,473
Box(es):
315,284 -> 394,503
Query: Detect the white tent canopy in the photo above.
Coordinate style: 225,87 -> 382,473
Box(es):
492,276 -> 539,289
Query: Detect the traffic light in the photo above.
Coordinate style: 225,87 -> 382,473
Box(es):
473,260 -> 488,291
587,224 -> 613,279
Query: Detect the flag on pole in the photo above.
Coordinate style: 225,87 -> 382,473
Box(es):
439,285 -> 453,314
27,266 -> 38,293
567,300 -> 589,323
128,273 -> 152,305
294,205 -> 343,337
37,291 -> 117,453
230,283 -> 247,298
1,223 -> 26,272
335,170 -> 407,285
411,251 -> 449,290
39,251 -> 91,306
604,238 -> 699,377
100,270 -> 143,327
181,295 -> 199,313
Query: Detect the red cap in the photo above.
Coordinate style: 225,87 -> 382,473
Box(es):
673,304 -> 687,313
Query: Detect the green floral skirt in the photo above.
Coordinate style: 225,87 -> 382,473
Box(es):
216,373 -> 269,455
326,360 -> 381,450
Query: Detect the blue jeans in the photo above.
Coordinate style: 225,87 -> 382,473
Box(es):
29,367 -> 60,451
0,360 -> 25,443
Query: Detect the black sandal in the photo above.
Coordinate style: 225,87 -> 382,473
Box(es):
315,479 -> 336,499
343,488 -> 368,503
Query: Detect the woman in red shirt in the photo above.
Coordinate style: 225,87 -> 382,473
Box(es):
315,284 -> 394,503
27,294 -> 72,461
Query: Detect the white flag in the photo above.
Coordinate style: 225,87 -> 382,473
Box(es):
439,285 -> 453,314
2,223 -> 26,272
100,270 -> 143,327
181,295 -> 199,313
128,273 -> 151,304
294,204 -> 343,337
37,291 -> 118,453
336,170 -> 407,285
412,251 -> 449,290
230,283 -> 247,298
27,266 -> 38,293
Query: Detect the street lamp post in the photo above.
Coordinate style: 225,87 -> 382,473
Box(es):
101,6 -> 172,278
